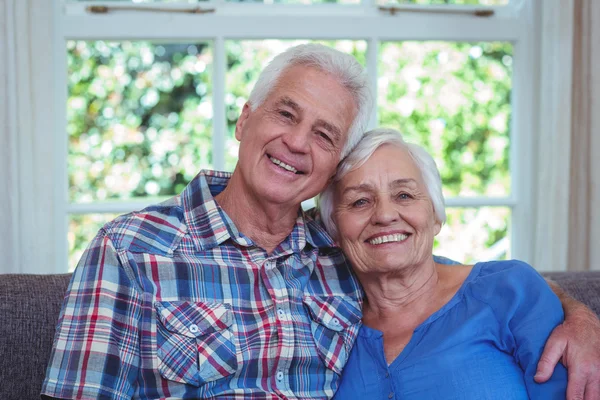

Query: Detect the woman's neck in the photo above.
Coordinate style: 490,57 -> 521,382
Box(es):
359,260 -> 440,325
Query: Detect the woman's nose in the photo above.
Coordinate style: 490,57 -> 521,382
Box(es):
371,198 -> 399,225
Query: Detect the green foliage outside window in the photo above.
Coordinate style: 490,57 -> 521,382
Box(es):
67,39 -> 512,270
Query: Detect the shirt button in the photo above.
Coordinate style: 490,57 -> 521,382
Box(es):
332,318 -> 340,326
189,324 -> 199,334
276,371 -> 284,381
277,308 -> 285,319
385,372 -> 390,378
388,392 -> 394,399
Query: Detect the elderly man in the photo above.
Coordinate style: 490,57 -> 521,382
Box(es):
42,44 -> 599,400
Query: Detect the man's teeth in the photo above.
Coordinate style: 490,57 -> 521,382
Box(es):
269,156 -> 298,174
368,233 -> 408,245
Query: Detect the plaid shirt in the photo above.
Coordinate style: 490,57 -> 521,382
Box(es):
42,170 -> 364,400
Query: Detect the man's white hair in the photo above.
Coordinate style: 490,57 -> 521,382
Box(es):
318,128 -> 447,240
247,43 -> 373,159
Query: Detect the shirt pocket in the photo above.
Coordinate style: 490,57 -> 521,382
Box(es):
155,301 -> 237,387
303,296 -> 362,375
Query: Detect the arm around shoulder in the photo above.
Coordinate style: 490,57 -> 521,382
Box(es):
536,277 -> 600,400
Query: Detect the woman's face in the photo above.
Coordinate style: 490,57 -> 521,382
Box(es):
333,144 -> 441,276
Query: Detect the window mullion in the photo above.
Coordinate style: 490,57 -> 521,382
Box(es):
366,37 -> 379,129
212,36 -> 226,171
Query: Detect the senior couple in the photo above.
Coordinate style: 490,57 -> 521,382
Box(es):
42,44 -> 600,399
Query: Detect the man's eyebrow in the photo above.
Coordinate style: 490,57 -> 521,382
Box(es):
315,119 -> 342,142
276,96 -> 301,112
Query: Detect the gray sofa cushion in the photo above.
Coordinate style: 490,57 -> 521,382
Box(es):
0,274 -> 71,400
0,271 -> 599,400
544,271 -> 600,317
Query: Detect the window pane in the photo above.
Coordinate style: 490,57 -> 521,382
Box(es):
227,0 -> 359,4
434,207 -> 510,264
75,0 -> 208,2
378,41 -> 512,197
380,0 -> 508,5
225,39 -> 367,171
67,41 -> 213,203
69,213 -> 121,271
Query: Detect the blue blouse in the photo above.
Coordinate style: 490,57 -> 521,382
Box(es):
333,260 -> 567,400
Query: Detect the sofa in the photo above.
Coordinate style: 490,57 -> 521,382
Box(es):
2,272 -> 600,400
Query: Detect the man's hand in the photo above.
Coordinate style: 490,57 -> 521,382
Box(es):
535,301 -> 600,400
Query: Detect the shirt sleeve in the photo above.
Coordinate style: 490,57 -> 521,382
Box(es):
480,260 -> 568,399
41,230 -> 142,400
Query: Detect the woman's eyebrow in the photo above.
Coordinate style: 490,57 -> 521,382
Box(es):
390,178 -> 418,189
341,183 -> 373,196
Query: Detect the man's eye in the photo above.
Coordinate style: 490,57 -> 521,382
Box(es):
279,111 -> 294,119
397,192 -> 412,200
318,131 -> 333,144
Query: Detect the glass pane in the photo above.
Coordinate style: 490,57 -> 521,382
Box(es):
228,0 -> 359,4
67,41 -> 213,203
380,0 -> 508,5
68,213 -> 121,271
76,0 -> 208,2
378,41 -> 512,197
225,39 -> 367,171
434,207 -> 510,264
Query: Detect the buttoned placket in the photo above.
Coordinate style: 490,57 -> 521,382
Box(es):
261,255 -> 295,398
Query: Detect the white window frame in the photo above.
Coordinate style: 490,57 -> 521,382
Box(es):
50,0 -> 540,272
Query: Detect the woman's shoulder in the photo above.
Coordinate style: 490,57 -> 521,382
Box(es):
467,259 -> 551,300
474,259 -> 543,281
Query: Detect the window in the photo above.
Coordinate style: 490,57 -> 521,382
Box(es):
57,0 -> 534,271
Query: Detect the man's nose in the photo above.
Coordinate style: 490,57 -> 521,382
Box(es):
282,125 -> 311,153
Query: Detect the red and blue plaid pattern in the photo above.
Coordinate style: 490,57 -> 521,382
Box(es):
42,170 -> 363,399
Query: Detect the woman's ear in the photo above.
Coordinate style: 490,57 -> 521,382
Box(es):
433,220 -> 442,236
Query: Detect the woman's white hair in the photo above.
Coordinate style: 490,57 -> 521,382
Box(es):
318,128 -> 447,239
247,43 -> 373,159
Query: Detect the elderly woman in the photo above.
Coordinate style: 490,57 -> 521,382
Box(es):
319,128 -> 567,399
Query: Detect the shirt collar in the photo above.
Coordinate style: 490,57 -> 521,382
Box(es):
181,170 -> 337,253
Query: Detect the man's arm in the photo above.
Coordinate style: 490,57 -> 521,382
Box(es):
535,278 -> 600,400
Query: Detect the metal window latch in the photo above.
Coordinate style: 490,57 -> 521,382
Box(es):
378,6 -> 494,17
86,5 -> 215,14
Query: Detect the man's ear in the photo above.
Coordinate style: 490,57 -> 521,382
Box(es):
235,103 -> 252,142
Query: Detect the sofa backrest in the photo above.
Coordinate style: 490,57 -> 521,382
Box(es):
0,274 -> 71,400
543,271 -> 600,317
1,271 -> 600,400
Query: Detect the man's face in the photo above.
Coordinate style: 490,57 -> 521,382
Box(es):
234,65 -> 357,208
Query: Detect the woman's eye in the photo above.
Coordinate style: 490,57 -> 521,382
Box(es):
351,198 -> 368,207
397,193 -> 412,200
